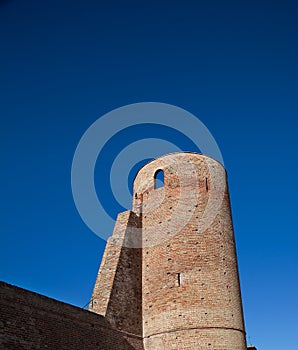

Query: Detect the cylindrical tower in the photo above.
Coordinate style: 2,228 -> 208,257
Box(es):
133,152 -> 247,350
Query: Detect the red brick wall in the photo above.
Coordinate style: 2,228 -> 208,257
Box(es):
133,153 -> 247,350
90,211 -> 143,336
0,282 -> 144,350
1,153 -> 248,350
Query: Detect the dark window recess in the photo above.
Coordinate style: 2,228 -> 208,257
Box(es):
205,178 -> 209,192
154,169 -> 164,189
177,273 -> 181,286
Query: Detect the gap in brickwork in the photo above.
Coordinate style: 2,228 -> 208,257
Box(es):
154,169 -> 164,189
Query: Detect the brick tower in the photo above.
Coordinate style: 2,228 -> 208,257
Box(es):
90,152 -> 247,350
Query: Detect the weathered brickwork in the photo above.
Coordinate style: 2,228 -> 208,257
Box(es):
90,211 -> 142,336
92,152 -> 248,349
0,282 -> 143,350
1,152 -> 250,350
143,328 -> 246,349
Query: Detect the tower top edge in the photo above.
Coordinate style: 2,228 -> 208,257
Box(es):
133,152 -> 225,182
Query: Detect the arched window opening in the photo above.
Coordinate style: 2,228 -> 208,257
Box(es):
154,169 -> 164,189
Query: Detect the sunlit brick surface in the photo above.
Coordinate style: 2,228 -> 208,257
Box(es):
91,152 -> 247,349
1,153 -> 248,350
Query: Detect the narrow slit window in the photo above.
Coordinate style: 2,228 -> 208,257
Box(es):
154,169 -> 164,189
177,273 -> 181,287
205,177 -> 209,192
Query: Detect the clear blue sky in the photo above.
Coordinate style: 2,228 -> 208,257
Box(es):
0,1 -> 297,349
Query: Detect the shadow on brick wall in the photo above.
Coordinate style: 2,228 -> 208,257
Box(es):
0,281 -> 143,350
